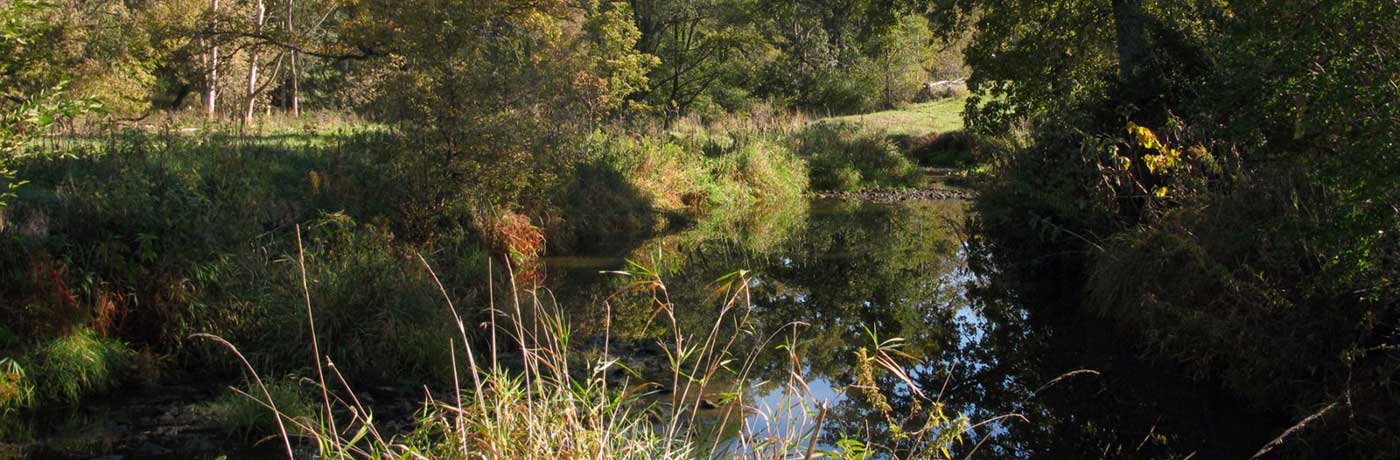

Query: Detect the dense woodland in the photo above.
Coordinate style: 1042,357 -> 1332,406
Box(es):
1,0 -> 1397,459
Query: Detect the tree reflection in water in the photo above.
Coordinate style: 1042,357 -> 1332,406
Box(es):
545,198 -> 1277,459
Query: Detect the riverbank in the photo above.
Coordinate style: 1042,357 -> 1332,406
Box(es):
0,100 -> 979,427
6,193 -> 1285,459
0,124 -> 792,428
0,88 -> 991,459
810,187 -> 972,202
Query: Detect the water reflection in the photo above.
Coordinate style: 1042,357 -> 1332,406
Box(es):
545,198 -> 1274,459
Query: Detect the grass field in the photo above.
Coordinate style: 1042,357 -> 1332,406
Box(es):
818,96 -> 966,136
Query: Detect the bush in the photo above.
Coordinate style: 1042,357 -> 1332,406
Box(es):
825,166 -> 865,192
550,130 -> 808,251
971,126 -> 1115,279
24,328 -> 133,407
198,214 -> 487,384
0,359 -> 34,419
2,131 -> 497,389
1084,176 -> 1400,451
712,137 -> 808,205
2,132 -> 315,348
797,124 -> 918,191
809,71 -> 884,115
483,209 -> 547,280
973,115 -> 1400,455
909,130 -> 978,168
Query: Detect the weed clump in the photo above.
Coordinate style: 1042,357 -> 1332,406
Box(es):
201,255 -> 990,460
202,378 -> 317,440
552,129 -> 809,251
909,130 -> 977,168
797,124 -> 918,192
231,215 -> 485,384
22,328 -> 133,407
0,359 -> 33,419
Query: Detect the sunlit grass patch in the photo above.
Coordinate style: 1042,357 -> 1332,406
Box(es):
818,96 -> 967,137
21,328 -> 132,408
797,124 -> 919,192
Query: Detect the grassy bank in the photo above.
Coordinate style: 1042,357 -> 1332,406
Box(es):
0,102 -> 975,414
0,116 -> 996,456
0,116 -> 815,421
819,96 -> 967,137
0,98 -> 981,444
551,116 -> 808,252
809,96 -> 983,189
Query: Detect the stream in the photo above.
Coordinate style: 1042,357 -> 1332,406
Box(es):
9,196 -> 1279,459
544,197 -> 1278,459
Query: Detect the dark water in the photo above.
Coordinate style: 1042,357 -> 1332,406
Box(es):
544,198 -> 1277,459
10,198 -> 1279,460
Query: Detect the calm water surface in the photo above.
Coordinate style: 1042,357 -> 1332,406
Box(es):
16,198 -> 1277,460
544,198 -> 1275,459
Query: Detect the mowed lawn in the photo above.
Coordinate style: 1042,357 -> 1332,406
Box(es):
819,96 -> 966,136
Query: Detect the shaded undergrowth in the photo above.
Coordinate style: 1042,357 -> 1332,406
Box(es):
0,102 -> 978,433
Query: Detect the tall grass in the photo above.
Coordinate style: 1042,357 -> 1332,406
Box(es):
553,127 -> 809,251
61,109 -> 374,139
2,115 -> 955,436
199,230 -> 995,460
796,124 -> 918,192
0,359 -> 34,419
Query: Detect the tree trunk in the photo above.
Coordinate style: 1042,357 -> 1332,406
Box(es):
289,52 -> 299,117
242,0 -> 266,126
1112,0 -> 1153,110
204,0 -> 219,118
287,0 -> 299,117
883,53 -> 896,110
267,54 -> 283,118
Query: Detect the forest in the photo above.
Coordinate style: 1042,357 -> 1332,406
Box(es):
1,0 -> 1396,459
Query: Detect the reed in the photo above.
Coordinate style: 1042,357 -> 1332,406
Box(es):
196,228 -> 996,460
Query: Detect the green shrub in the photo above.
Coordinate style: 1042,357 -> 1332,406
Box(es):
909,130 -> 978,168
3,131 -> 495,385
202,214 -> 486,384
4,132 -> 313,348
552,130 -> 808,251
797,124 -> 917,191
549,135 -> 693,251
1085,174 -> 1399,408
25,328 -> 132,407
973,113 -> 1400,455
971,126 -> 1115,272
809,71 -> 883,115
825,166 -> 864,192
710,137 -> 808,205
